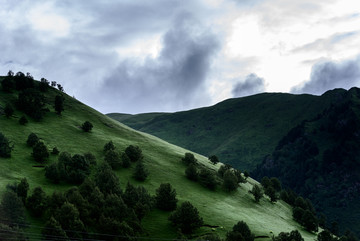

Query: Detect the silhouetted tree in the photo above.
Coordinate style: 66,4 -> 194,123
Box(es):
81,121 -> 93,132
208,155 -> 219,165
4,103 -> 14,118
54,95 -> 64,115
155,183 -> 177,211
168,201 -> 203,234
32,141 -> 49,163
1,73 -> 15,92
125,145 -> 143,162
57,84 -> 64,92
249,184 -> 263,203
0,132 -> 13,158
185,163 -> 198,181
182,152 -> 197,165
133,161 -> 149,181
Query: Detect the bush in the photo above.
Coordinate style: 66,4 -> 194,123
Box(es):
51,147 -> 60,155
208,155 -> 219,165
27,133 -> 39,147
19,116 -> 28,125
198,168 -> 217,190
81,121 -> 93,132
249,184 -> 263,203
0,132 -> 13,158
265,186 -> 278,203
104,141 -> 116,153
125,145 -> 143,162
121,152 -> 131,168
226,220 -> 254,241
218,164 -> 231,178
26,186 -> 47,217
185,163 -> 198,181
155,183 -> 177,211
133,161 -> 149,181
32,141 -> 49,163
104,150 -> 121,169
223,170 -> 238,192
168,201 -> 203,234
45,163 -> 60,183
182,153 -> 197,165
273,230 -> 304,241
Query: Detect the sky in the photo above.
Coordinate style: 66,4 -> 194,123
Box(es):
1,0 -> 360,114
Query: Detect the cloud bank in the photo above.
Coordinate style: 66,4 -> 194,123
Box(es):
232,73 -> 266,97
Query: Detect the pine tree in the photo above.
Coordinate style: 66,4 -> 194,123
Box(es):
155,183 -> 177,211
133,161 -> 149,181
168,201 -> 203,234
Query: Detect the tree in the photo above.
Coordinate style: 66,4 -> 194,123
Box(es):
19,116 -> 28,125
104,149 -> 121,169
185,163 -> 198,181
270,177 -> 282,192
273,230 -> 304,241
226,221 -> 254,241
32,141 -> 49,163
1,74 -> 15,92
182,152 -> 197,165
218,164 -> 231,178
208,155 -> 219,165
42,216 -> 68,241
223,170 -> 238,192
133,161 -> 149,181
17,88 -> 46,120
121,152 -> 131,168
261,176 -> 271,189
27,133 -> 39,147
95,163 -> 122,196
57,202 -> 85,239
265,186 -> 278,203
81,121 -> 93,132
0,132 -> 13,158
155,183 -> 177,211
317,230 -> 336,241
4,103 -> 14,118
125,145 -> 143,162
0,190 -> 26,225
199,168 -> 217,190
104,140 -> 116,152
17,178 -> 29,204
234,169 -> 246,183
168,201 -> 203,234
249,184 -> 263,203
45,163 -> 60,183
54,95 -> 64,115
27,186 -> 47,217
302,210 -> 318,232
52,147 -> 60,155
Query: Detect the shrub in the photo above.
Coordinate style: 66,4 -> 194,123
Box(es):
45,163 -> 60,183
273,230 -> 304,241
81,121 -> 93,132
104,141 -> 116,152
0,132 -> 13,158
223,170 -> 238,192
208,155 -> 219,165
185,163 -> 198,181
32,141 -> 49,163
51,147 -> 60,155
104,149 -> 121,169
133,161 -> 149,181
265,186 -> 278,203
168,201 -> 203,234
155,183 -> 177,211
199,168 -> 217,190
182,153 -> 197,165
226,220 -> 254,241
125,145 -> 143,162
27,133 -> 39,147
249,184 -> 263,203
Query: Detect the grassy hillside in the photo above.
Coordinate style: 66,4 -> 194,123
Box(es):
108,92 -> 337,171
0,76 -> 318,240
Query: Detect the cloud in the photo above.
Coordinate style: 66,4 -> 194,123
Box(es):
232,73 -> 266,97
291,56 -> 360,94
292,31 -> 359,53
97,14 -> 220,114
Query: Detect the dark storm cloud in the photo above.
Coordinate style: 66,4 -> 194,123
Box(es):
98,14 -> 220,113
293,31 -> 359,53
291,56 -> 360,95
232,73 -> 266,97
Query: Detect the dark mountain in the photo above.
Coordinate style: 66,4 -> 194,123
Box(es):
108,91 -> 339,171
253,87 -> 360,236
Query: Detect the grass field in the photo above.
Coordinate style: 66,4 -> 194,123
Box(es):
0,80 -> 318,240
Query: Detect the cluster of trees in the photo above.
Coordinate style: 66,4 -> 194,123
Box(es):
183,153 -> 248,192
248,176 -> 281,204
0,70 -> 66,121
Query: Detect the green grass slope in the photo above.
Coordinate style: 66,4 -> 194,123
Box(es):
108,92 -> 337,171
0,77 -> 319,240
